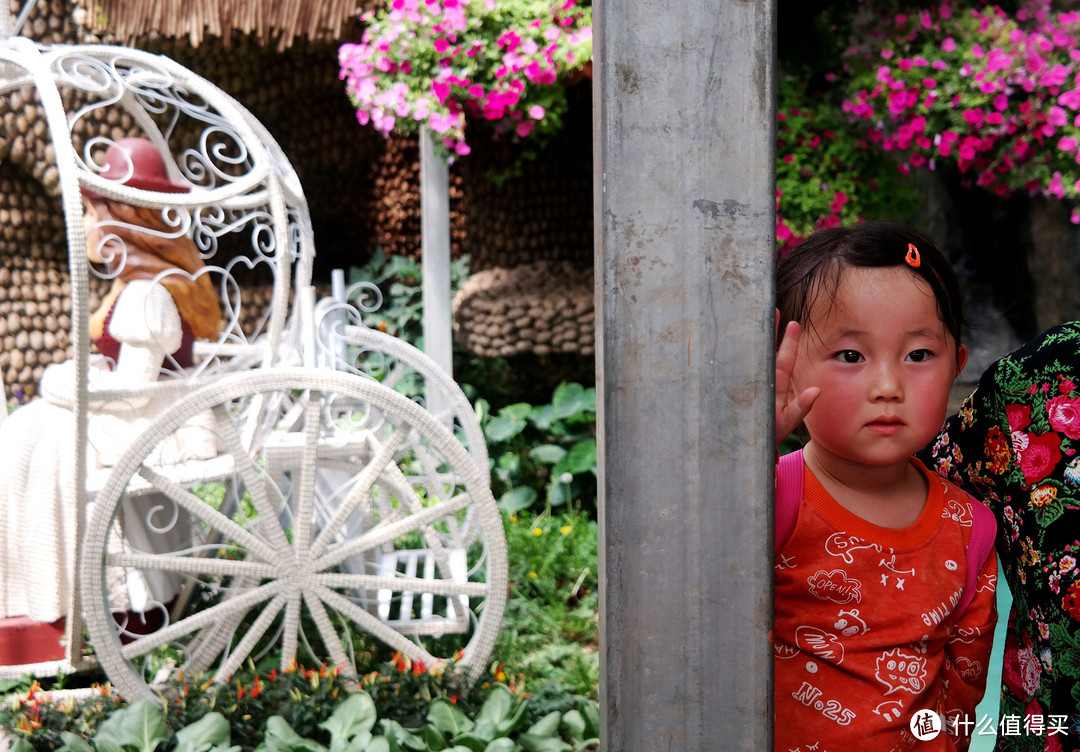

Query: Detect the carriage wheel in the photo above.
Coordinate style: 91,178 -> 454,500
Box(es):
81,367 -> 507,703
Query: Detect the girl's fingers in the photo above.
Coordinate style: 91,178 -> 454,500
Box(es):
775,319 -> 816,444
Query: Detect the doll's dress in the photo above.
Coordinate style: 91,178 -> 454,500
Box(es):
0,280 -> 218,622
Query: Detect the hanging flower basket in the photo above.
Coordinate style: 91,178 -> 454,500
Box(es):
339,0 -> 593,160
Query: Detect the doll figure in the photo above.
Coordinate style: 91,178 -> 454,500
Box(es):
0,138 -> 222,626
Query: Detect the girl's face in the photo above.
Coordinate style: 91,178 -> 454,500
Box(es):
790,265 -> 967,470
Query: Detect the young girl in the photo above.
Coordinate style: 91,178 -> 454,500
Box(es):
773,221 -> 997,751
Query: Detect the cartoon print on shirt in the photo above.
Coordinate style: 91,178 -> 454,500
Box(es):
940,495 -> 973,526
824,532 -> 883,564
949,623 -> 984,645
875,648 -> 928,695
950,655 -> 983,681
775,641 -> 800,660
807,569 -> 862,604
878,553 -> 916,577
796,625 -> 846,663
834,608 -> 868,637
776,551 -> 797,570
872,699 -> 906,723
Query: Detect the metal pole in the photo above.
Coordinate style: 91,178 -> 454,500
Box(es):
594,0 -> 777,749
420,130 -> 453,418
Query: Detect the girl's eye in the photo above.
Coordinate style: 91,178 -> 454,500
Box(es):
907,349 -> 932,363
834,350 -> 863,364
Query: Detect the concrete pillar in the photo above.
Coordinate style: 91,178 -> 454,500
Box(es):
594,0 -> 777,749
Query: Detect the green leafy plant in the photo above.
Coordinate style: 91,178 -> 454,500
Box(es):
347,249 -> 472,353
496,510 -> 599,700
479,381 -> 596,515
2,677 -> 598,752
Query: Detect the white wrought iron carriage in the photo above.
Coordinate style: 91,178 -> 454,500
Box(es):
0,30 -> 505,702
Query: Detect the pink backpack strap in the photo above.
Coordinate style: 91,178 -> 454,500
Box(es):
955,494 -> 997,617
775,448 -> 804,556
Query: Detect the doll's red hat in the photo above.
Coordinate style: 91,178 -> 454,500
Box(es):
84,137 -> 189,195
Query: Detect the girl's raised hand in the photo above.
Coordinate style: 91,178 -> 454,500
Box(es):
775,313 -> 819,446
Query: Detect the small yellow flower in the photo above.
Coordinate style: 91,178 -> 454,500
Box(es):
533,527 -> 543,536
528,572 -> 538,579
561,525 -> 572,535
508,514 -> 517,523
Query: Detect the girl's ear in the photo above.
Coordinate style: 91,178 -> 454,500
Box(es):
955,344 -> 968,379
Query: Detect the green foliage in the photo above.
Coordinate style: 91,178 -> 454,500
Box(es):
347,249 -> 472,354
496,511 -> 598,701
480,382 -> 597,516
2,676 -> 597,752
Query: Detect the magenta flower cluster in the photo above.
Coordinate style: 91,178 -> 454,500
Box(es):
840,0 -> 1080,222
773,73 -> 920,254
339,0 -> 592,159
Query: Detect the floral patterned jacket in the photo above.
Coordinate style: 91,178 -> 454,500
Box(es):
920,322 -> 1080,752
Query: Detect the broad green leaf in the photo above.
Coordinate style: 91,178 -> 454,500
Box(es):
515,735 -> 571,752
421,724 -> 449,750
579,702 -> 600,739
496,451 -> 521,473
530,404 -> 555,430
364,739 -> 390,752
482,740 -> 518,752
497,486 -> 537,513
559,710 -> 585,743
484,414 -> 526,442
446,734 -> 487,752
320,691 -> 378,743
94,700 -> 169,752
551,382 -> 585,419
528,444 -> 566,464
499,403 -> 533,421
566,439 -> 596,474
525,713 -> 562,738
174,712 -> 232,752
546,478 -> 570,507
380,720 -> 429,752
426,699 -> 475,738
471,685 -> 526,739
473,398 -> 491,425
580,388 -> 596,414
338,731 -> 372,752
262,716 -> 328,752
49,737 -> 85,752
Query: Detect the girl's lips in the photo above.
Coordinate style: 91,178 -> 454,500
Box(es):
867,418 -> 904,434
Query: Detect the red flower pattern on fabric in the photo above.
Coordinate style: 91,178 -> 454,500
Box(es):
1019,432 -> 1062,486
1046,395 -> 1080,439
1007,403 -> 1032,432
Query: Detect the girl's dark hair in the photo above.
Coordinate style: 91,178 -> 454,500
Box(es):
776,221 -> 965,355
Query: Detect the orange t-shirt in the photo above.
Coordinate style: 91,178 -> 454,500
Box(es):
774,460 -> 997,752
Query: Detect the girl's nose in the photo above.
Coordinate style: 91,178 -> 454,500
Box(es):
871,364 -> 903,400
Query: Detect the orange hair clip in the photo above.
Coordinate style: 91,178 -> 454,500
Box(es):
905,242 -> 921,268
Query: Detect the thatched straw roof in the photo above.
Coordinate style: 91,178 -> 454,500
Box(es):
89,0 -> 367,50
